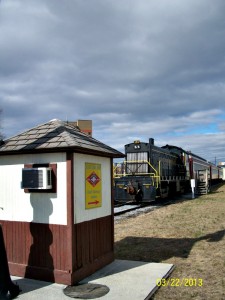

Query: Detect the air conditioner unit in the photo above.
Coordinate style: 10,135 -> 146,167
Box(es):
22,167 -> 52,189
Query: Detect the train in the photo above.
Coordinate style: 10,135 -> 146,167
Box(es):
113,138 -> 224,202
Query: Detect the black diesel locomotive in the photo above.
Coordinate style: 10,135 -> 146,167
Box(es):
114,138 -> 223,202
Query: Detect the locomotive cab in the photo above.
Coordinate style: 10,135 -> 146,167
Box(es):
125,139 -> 154,175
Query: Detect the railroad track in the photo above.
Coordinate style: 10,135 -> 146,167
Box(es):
114,204 -> 142,215
114,193 -> 194,219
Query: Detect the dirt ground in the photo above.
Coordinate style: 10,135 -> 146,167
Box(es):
114,183 -> 225,300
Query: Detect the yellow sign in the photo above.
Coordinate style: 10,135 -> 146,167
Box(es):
85,163 -> 102,209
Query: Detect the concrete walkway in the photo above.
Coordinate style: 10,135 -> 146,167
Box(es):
12,260 -> 174,300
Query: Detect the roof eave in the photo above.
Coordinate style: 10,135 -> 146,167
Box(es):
0,146 -> 125,158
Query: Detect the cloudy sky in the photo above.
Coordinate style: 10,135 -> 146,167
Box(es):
1,0 -> 225,163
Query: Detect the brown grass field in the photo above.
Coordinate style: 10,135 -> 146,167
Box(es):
114,183 -> 225,300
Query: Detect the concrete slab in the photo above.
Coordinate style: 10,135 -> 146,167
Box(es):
11,260 -> 174,300
79,260 -> 174,300
10,277 -> 68,300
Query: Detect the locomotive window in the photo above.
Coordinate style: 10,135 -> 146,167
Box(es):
134,145 -> 141,149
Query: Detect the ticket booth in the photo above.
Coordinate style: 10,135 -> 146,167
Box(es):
0,119 -> 124,285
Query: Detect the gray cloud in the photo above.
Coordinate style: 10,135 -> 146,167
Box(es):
1,0 -> 225,161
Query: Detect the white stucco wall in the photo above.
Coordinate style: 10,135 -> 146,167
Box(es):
0,153 -> 67,225
73,153 -> 112,224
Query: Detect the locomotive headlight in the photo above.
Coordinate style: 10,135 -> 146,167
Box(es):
134,140 -> 141,149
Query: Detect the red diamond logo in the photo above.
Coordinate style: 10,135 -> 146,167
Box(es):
86,172 -> 100,187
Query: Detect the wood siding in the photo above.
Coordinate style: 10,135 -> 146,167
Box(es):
1,220 -> 69,284
72,215 -> 114,283
74,215 -> 113,269
1,215 -> 114,285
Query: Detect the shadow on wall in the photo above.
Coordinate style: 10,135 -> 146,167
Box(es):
25,194 -> 55,282
115,229 -> 225,262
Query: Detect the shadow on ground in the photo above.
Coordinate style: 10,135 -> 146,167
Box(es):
115,229 -> 225,262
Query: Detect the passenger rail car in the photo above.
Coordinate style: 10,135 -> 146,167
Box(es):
162,144 -> 223,194
114,138 -> 223,202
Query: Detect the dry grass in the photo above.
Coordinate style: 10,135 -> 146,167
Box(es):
114,183 -> 225,300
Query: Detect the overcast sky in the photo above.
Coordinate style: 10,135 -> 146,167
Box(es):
1,0 -> 225,163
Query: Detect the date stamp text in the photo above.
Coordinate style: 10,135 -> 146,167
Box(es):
156,278 -> 203,287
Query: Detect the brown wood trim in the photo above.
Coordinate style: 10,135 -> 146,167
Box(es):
23,163 -> 57,193
9,262 -> 72,285
0,148 -> 124,158
8,251 -> 114,285
66,152 -> 74,278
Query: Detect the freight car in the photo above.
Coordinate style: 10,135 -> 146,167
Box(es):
114,138 -> 223,202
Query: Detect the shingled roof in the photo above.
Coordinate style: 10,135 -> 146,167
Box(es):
0,119 -> 124,158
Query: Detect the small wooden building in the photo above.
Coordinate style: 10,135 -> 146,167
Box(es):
0,119 -> 124,285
